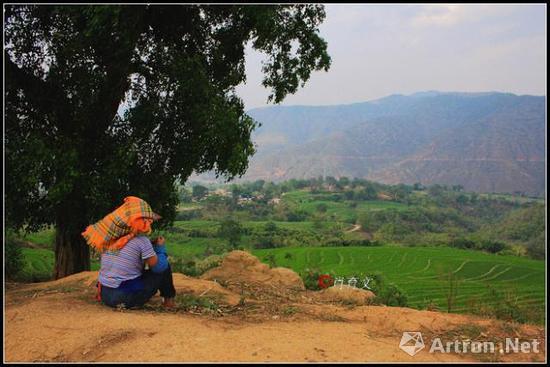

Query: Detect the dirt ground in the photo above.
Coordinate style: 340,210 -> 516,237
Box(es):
4,252 -> 547,363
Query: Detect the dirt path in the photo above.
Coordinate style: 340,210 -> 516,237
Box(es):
345,224 -> 374,240
346,224 -> 361,233
4,272 -> 545,363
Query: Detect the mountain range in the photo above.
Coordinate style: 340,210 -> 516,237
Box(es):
236,91 -> 545,196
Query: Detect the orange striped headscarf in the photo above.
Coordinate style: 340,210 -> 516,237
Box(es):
82,196 -> 157,252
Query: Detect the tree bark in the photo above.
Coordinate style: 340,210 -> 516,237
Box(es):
54,221 -> 90,279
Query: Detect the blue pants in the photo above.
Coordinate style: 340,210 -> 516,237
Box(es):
99,265 -> 176,308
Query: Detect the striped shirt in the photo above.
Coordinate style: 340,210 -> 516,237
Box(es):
98,235 -> 156,288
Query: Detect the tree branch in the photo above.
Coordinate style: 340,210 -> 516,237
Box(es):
5,54 -> 71,117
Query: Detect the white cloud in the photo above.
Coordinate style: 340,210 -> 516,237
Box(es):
411,4 -> 522,28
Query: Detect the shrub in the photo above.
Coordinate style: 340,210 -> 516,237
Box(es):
449,237 -> 475,249
264,221 -> 278,233
253,235 -> 284,249
301,268 -> 335,291
466,286 -> 543,324
526,233 -> 545,260
378,284 -> 408,307
286,210 -> 308,222
478,240 -> 507,254
5,231 -> 24,280
218,218 -> 242,250
263,253 -> 277,268
365,272 -> 408,307
172,254 -> 223,277
316,203 -> 328,213
171,257 -> 200,277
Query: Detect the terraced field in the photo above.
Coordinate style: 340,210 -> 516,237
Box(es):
171,219 -> 347,232
252,246 -> 545,318
282,190 -> 408,222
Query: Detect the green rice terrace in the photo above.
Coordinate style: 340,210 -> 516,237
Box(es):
252,246 -> 545,320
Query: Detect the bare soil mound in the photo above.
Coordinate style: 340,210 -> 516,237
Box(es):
172,273 -> 241,306
313,285 -> 376,305
200,250 -> 305,291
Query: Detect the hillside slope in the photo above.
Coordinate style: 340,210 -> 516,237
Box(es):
242,92 -> 545,196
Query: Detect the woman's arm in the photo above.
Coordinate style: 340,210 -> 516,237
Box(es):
145,254 -> 158,268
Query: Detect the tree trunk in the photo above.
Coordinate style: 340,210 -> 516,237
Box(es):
54,222 -> 90,279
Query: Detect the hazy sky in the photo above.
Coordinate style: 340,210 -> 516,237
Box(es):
236,4 -> 547,110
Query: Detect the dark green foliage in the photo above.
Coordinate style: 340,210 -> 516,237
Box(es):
428,184 -> 446,197
263,253 -> 277,268
492,293 -> 527,323
218,218 -> 243,249
5,231 -> 25,280
253,236 -> 284,249
478,240 -> 506,254
178,187 -> 192,203
378,284 -> 408,307
359,206 -> 475,240
484,203 -> 545,253
192,185 -> 209,201
449,237 -> 476,249
264,221 -> 278,233
6,5 -> 330,277
171,257 -> 200,277
366,272 -> 408,307
285,209 -> 308,222
526,233 -> 545,260
338,177 -> 350,187
316,203 -> 328,213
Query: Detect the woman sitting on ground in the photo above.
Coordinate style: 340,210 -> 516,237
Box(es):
82,196 -> 176,309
